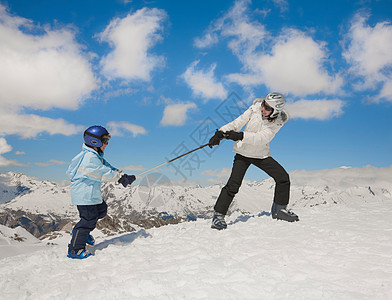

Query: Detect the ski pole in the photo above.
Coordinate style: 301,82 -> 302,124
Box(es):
135,143 -> 210,178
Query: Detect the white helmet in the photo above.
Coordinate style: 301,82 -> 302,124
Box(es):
264,92 -> 286,118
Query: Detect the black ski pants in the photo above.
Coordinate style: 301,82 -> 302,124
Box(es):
69,201 -> 107,251
214,154 -> 290,215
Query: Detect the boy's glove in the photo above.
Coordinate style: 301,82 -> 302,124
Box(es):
223,131 -> 244,141
208,130 -> 224,148
118,174 -> 136,187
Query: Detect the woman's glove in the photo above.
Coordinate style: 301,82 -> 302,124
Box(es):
118,174 -> 136,187
223,131 -> 244,141
208,130 -> 224,148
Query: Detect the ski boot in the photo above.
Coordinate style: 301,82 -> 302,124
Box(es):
271,203 -> 299,222
70,229 -> 95,246
211,211 -> 227,230
67,248 -> 93,259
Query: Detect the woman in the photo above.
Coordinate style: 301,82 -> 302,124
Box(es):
208,92 -> 299,230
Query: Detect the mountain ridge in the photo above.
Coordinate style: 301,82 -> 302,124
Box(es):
1,165 -> 391,237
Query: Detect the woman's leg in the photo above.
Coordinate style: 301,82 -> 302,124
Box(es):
251,157 -> 290,206
214,154 -> 251,215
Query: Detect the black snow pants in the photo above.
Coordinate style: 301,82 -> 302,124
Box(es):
69,201 -> 107,251
214,154 -> 290,215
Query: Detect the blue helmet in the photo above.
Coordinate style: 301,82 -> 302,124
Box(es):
83,125 -> 110,148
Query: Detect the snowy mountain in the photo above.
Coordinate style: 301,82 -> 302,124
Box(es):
0,224 -> 45,259
0,172 -> 76,237
0,166 -> 391,298
1,166 -> 391,238
1,189 -> 391,299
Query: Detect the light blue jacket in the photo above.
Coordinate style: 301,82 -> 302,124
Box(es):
66,144 -> 123,205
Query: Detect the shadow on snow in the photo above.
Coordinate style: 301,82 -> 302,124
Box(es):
91,229 -> 151,254
228,211 -> 271,226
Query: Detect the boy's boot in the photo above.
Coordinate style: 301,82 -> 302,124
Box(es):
67,248 -> 93,259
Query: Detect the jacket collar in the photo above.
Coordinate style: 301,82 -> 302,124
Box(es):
82,144 -> 104,157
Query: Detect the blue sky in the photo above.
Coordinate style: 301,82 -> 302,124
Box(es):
0,0 -> 391,185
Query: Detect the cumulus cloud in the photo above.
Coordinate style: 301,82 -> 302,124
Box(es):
99,7 -> 167,81
182,61 -> 228,100
194,0 -> 342,103
248,30 -> 343,96
160,103 -> 197,126
0,5 -> 97,111
0,137 -> 12,155
107,121 -> 147,137
0,137 -> 25,168
343,12 -> 392,102
285,99 -> 345,120
0,109 -> 84,138
0,4 -> 95,139
195,0 -> 267,54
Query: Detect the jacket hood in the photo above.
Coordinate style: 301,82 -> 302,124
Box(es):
83,144 -> 104,157
253,98 -> 264,105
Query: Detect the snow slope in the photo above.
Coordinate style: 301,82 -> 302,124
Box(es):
1,194 -> 391,299
0,225 -> 45,259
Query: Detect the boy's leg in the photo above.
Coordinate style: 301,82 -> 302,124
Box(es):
97,200 -> 108,220
214,154 -> 251,215
69,205 -> 99,251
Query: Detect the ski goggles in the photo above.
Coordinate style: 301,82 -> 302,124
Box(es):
101,135 -> 111,145
262,100 -> 273,111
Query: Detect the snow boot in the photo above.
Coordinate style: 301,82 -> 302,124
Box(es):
67,248 -> 93,259
271,203 -> 299,222
70,230 -> 95,246
211,211 -> 227,230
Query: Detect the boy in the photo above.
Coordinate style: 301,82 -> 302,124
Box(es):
66,125 -> 136,259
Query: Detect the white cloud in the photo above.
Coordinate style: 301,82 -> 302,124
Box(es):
195,0 -> 267,54
250,30 -> 343,96
107,121 -> 147,137
194,0 -> 342,98
286,99 -> 345,120
0,137 -> 12,155
343,12 -> 392,102
0,4 -> 95,139
99,7 -> 167,81
15,151 -> 25,155
182,61 -> 228,100
122,165 -> 144,171
35,160 -> 66,167
194,32 -> 219,49
0,5 -> 97,110
272,0 -> 289,13
160,102 -> 197,126
0,137 -> 26,168
201,168 -> 232,178
0,109 -> 84,138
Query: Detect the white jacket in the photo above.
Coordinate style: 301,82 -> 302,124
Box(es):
220,99 -> 289,159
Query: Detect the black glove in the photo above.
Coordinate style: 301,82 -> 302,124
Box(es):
223,131 -> 244,141
118,174 -> 136,187
208,130 -> 224,148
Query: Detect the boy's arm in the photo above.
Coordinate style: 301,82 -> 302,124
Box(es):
78,153 -> 123,182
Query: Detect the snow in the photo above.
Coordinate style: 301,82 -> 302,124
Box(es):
0,225 -> 45,259
1,196 -> 391,299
